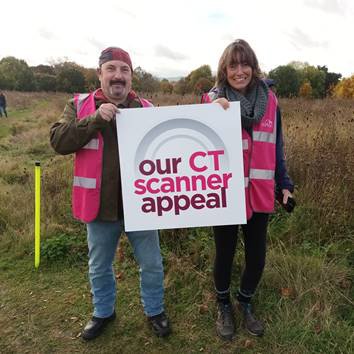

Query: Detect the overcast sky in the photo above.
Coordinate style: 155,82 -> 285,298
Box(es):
2,0 -> 353,78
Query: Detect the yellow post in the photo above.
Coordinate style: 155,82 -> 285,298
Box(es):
35,161 -> 41,268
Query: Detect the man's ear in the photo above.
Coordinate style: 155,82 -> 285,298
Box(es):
96,67 -> 101,77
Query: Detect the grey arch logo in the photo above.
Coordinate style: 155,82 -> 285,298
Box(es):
134,118 -> 229,175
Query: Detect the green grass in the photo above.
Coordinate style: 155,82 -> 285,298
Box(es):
0,235 -> 352,354
0,124 -> 11,139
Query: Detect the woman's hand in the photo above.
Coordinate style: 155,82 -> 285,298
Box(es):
281,189 -> 292,204
213,98 -> 230,110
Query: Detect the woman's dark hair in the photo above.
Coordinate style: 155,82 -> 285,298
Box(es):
216,39 -> 262,89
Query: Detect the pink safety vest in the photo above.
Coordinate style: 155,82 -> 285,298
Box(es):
72,91 -> 153,223
201,90 -> 277,220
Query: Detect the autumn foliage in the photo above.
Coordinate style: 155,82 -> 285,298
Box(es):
299,80 -> 313,98
332,74 -> 354,98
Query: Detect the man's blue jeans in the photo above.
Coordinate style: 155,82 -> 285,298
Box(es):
86,220 -> 164,318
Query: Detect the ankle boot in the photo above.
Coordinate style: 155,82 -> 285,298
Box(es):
238,302 -> 264,336
216,302 -> 235,340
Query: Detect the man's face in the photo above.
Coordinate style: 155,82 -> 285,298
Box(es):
98,60 -> 132,103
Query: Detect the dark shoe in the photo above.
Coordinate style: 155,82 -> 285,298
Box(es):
238,302 -> 264,336
148,312 -> 171,337
216,302 -> 235,340
81,311 -> 116,340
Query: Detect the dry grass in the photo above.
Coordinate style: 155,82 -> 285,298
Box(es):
279,98 -> 353,245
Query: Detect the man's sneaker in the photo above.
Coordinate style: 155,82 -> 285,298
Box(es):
238,302 -> 264,336
216,302 -> 235,340
81,311 -> 116,340
148,312 -> 171,337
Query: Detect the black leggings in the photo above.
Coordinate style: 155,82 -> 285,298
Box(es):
213,213 -> 269,296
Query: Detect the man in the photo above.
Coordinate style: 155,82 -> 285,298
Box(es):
50,47 -> 171,340
0,91 -> 8,117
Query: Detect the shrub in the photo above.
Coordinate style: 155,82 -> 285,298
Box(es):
41,234 -> 87,263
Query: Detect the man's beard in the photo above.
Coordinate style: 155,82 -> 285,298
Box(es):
109,79 -> 127,97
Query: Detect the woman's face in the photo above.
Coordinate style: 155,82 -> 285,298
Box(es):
226,56 -> 253,94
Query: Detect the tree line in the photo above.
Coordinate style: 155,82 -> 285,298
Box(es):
0,56 -> 352,98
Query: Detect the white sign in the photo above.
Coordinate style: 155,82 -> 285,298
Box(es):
117,102 -> 246,231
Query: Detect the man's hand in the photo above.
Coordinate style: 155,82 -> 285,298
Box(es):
98,103 -> 119,121
213,98 -> 230,110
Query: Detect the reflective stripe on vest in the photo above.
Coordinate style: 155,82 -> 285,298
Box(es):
242,139 -> 248,150
249,168 -> 275,179
73,176 -> 96,189
244,177 -> 249,187
252,130 -> 276,144
77,93 -> 90,112
82,138 -> 99,150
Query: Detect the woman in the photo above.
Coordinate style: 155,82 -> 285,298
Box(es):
202,39 -> 294,340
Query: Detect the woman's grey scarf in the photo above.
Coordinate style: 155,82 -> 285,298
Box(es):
220,80 -> 269,129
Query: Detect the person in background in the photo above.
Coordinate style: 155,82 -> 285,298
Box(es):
202,39 -> 294,340
50,47 -> 171,341
264,78 -> 277,93
0,91 -> 8,117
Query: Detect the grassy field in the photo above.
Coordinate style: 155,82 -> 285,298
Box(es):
0,91 -> 353,354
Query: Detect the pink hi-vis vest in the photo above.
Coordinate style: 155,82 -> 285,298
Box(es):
201,90 -> 277,220
73,91 -> 153,223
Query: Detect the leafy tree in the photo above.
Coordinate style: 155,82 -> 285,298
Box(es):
31,64 -> 56,91
81,68 -> 99,92
288,61 -> 308,70
269,65 -> 301,97
34,73 -> 57,91
54,62 -> 86,93
185,65 -> 213,93
0,72 -> 6,89
299,80 -> 313,98
0,56 -> 35,91
159,79 -> 173,94
332,75 -> 354,98
317,65 -> 342,96
300,65 -> 325,98
31,64 -> 55,76
173,78 -> 188,95
133,67 -> 159,93
194,77 -> 214,94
